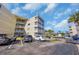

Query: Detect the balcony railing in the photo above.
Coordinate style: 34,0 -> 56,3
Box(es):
16,22 -> 25,25
16,26 -> 24,28
15,30 -> 24,33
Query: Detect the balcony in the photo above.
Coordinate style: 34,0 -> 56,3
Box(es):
35,20 -> 44,25
34,32 -> 43,37
35,26 -> 44,30
35,28 -> 44,33
16,26 -> 24,29
16,22 -> 25,25
17,19 -> 26,22
35,25 -> 44,29
15,30 -> 24,33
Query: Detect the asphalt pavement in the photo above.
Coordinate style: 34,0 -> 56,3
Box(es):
0,40 -> 79,55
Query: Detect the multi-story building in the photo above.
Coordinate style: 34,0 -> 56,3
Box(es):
14,15 -> 27,37
25,15 -> 44,38
75,23 -> 79,35
69,22 -> 77,36
0,4 -> 16,38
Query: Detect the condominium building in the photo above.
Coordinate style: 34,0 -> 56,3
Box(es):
74,23 -> 79,36
14,15 -> 27,37
25,15 -> 44,38
0,4 -> 16,38
69,22 -> 77,36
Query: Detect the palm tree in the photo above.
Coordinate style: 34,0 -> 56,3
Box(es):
75,11 -> 79,25
68,11 -> 79,25
68,15 -> 75,23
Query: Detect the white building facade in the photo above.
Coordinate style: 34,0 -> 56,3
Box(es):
69,22 -> 77,36
25,15 -> 44,38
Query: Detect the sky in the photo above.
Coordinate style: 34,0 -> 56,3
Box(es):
3,3 -> 79,33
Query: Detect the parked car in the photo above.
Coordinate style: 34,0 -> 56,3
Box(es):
0,36 -> 12,45
72,34 -> 79,40
35,36 -> 45,41
24,35 -> 33,42
65,35 -> 79,44
0,36 -> 5,44
64,36 -> 72,39
66,39 -> 79,44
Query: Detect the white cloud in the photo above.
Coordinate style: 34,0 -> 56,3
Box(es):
54,8 -> 72,19
64,8 -> 72,14
47,21 -> 57,26
62,8 -> 72,15
54,13 -> 63,19
76,9 -> 79,12
23,3 -> 41,10
54,18 -> 69,28
11,7 -> 21,14
44,3 -> 57,13
45,27 -> 52,30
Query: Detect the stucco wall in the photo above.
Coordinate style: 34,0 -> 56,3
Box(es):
0,4 -> 16,38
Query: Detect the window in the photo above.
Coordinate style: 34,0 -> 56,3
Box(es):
35,17 -> 38,20
35,21 -> 38,25
28,23 -> 30,26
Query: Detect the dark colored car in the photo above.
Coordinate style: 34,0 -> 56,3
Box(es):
0,37 -> 5,44
0,36 -> 12,45
24,35 -> 33,42
72,34 -> 79,40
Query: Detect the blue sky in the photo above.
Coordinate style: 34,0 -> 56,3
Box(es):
3,3 -> 79,33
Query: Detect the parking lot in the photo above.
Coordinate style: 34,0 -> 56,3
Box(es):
0,40 -> 64,55
0,39 -> 79,55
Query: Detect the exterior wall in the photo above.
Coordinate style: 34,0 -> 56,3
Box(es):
75,23 -> 79,36
25,16 -> 44,38
0,4 -> 16,38
69,22 -> 77,36
14,16 -> 27,37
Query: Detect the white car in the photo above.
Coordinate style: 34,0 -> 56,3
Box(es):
64,36 -> 72,39
35,36 -> 45,41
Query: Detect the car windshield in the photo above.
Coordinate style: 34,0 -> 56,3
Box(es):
28,35 -> 31,37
